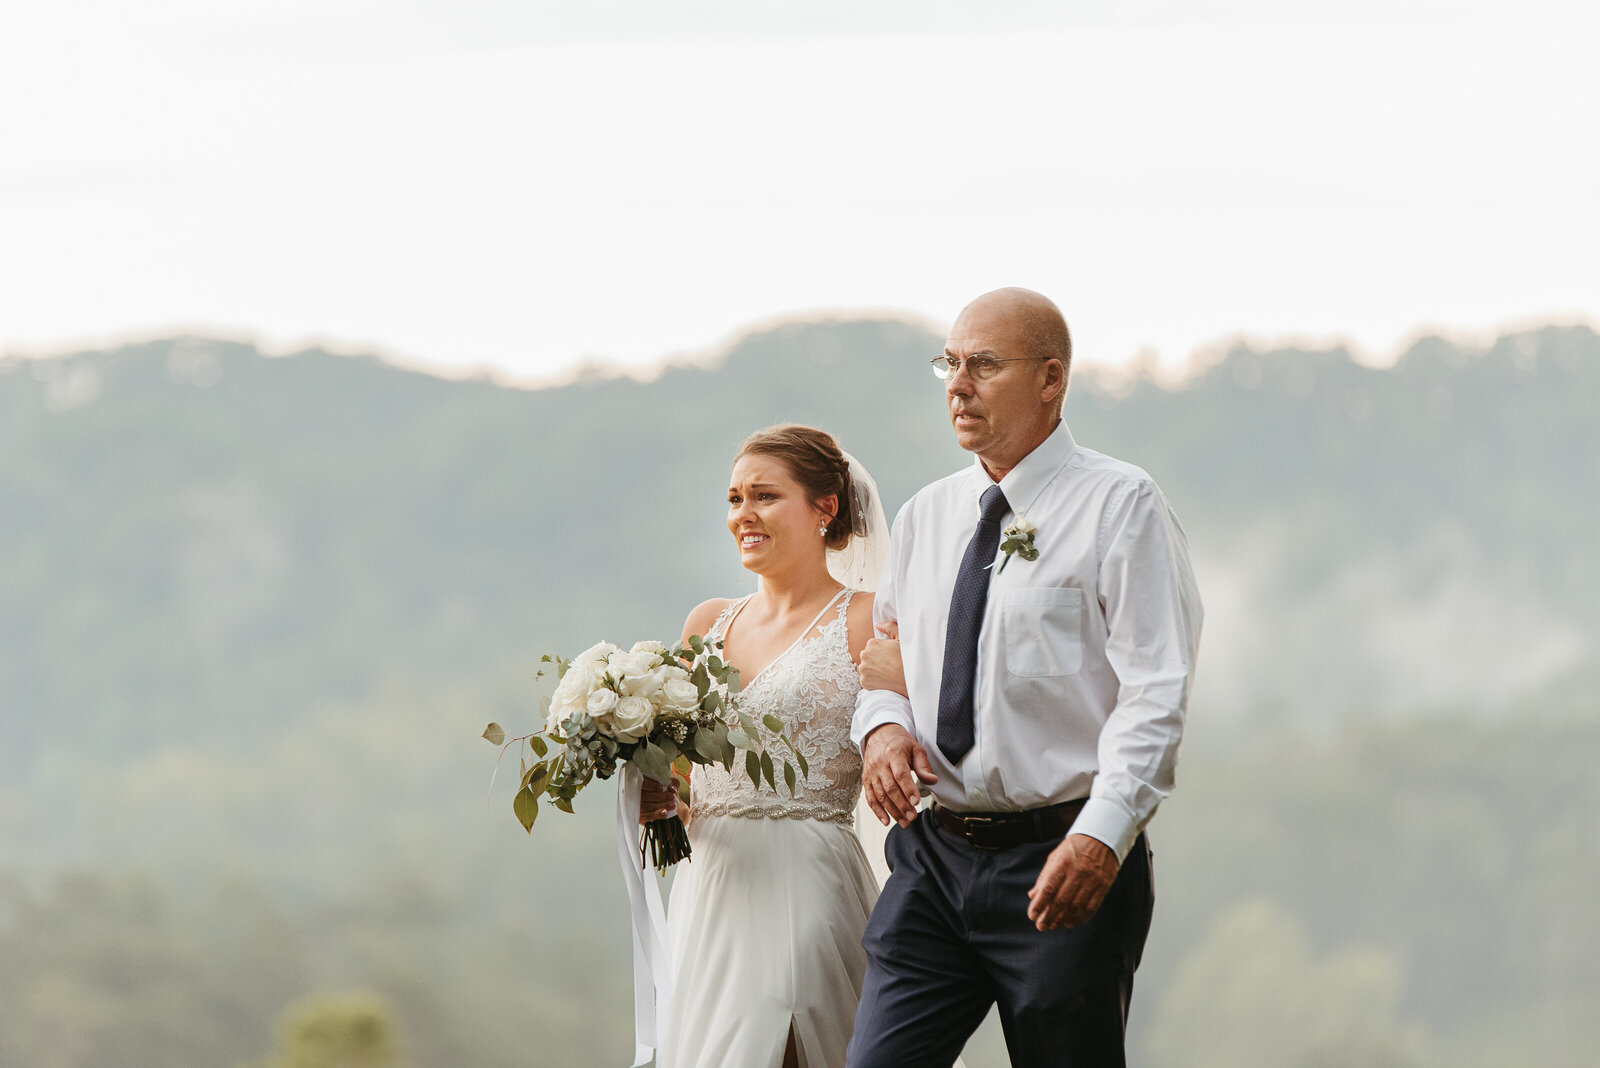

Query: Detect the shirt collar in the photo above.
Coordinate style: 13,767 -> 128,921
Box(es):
970,420 -> 1078,519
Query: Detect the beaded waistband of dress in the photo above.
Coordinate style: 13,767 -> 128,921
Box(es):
693,800 -> 855,825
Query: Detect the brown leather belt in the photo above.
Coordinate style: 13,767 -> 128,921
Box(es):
931,799 -> 1086,850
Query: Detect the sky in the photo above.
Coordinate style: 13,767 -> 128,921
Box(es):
2,0 -> 1596,383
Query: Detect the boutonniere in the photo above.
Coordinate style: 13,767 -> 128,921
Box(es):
998,514 -> 1038,573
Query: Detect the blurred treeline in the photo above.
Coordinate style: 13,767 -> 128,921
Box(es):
0,320 -> 1595,1066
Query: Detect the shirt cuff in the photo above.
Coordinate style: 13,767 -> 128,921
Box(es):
1069,796 -> 1140,865
851,689 -> 915,752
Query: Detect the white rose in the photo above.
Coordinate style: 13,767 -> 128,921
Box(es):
587,687 -> 619,714
554,661 -> 600,698
549,664 -> 600,726
631,640 -> 670,658
1012,514 -> 1037,535
661,677 -> 701,712
575,641 -> 623,666
661,664 -> 691,683
622,665 -> 669,700
612,695 -> 655,741
607,650 -> 656,680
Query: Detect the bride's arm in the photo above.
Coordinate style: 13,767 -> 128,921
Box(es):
844,592 -> 877,663
680,597 -> 730,651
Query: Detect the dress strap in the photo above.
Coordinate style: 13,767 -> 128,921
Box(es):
707,595 -> 755,644
799,588 -> 850,640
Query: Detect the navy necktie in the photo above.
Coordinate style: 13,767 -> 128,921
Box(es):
937,484 -> 1009,763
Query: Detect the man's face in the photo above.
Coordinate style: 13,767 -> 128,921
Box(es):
943,302 -> 1053,467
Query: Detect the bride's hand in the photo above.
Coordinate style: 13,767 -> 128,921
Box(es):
639,778 -> 679,824
857,620 -> 907,697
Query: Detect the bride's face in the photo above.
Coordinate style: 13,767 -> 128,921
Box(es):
727,454 -> 829,572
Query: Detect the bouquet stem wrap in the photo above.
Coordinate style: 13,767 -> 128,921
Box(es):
616,764 -> 674,1066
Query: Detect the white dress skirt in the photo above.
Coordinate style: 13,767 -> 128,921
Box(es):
657,591 -> 880,1068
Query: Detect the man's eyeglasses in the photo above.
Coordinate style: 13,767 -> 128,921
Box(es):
930,354 -> 1048,381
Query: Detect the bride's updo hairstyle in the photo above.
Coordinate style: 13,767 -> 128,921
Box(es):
736,425 -> 860,551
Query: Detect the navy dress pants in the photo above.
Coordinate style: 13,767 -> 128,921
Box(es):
847,811 -> 1154,1067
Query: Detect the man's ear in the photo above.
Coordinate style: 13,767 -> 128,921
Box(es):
1042,358 -> 1068,405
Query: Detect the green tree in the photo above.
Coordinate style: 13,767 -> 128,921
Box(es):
245,990 -> 400,1068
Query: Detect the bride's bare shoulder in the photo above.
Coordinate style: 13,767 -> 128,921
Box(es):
681,598 -> 736,644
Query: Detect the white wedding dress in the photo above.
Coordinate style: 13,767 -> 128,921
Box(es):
658,589 -> 880,1068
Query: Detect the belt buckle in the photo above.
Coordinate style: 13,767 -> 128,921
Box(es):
960,815 -> 998,850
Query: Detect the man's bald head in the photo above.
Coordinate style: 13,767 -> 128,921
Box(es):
942,287 -> 1072,477
956,287 -> 1073,386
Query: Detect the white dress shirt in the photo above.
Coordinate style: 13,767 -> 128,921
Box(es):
852,420 -> 1203,863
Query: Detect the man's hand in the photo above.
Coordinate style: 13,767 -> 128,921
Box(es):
857,619 -> 906,696
1026,833 -> 1119,932
861,723 -> 937,828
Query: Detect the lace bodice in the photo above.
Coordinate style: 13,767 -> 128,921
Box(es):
691,590 -> 864,825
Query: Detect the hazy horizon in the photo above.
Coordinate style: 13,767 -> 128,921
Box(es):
9,306 -> 1597,394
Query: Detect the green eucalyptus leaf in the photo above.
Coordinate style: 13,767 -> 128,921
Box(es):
633,741 -> 673,785
657,736 -> 681,764
745,749 -> 761,787
777,735 -> 806,777
553,796 -> 575,814
701,690 -> 723,714
482,722 -> 506,746
691,730 -> 721,763
727,727 -> 752,750
761,713 -> 785,734
783,761 -> 796,796
691,662 -> 710,695
526,762 -> 551,793
529,735 -> 548,758
513,787 -> 539,833
759,750 -> 777,792
725,666 -> 741,694
688,634 -> 705,654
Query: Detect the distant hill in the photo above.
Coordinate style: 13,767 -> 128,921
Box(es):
3,319 -> 1595,776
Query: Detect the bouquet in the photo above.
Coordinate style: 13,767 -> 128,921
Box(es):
484,634 -> 806,873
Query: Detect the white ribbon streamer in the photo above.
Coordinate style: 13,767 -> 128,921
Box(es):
616,764 -> 674,1067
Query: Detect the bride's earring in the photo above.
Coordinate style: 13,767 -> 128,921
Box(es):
818,523 -> 828,536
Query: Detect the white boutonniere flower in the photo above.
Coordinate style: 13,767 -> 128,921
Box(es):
998,514 -> 1038,573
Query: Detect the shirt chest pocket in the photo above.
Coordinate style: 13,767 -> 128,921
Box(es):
1000,587 -> 1084,677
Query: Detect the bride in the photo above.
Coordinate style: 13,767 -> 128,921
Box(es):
640,424 -> 889,1068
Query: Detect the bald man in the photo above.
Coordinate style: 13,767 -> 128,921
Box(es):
848,289 -> 1203,1066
